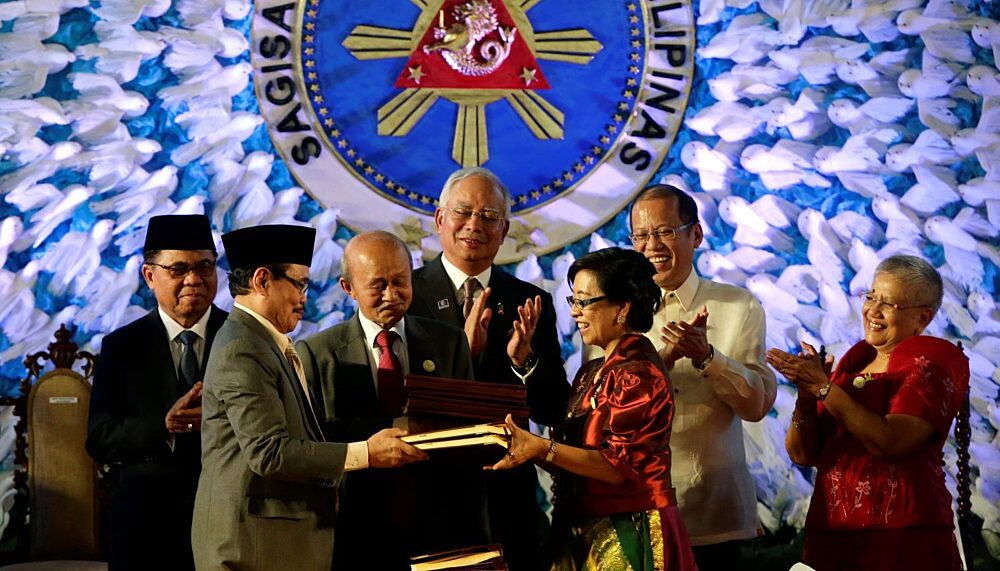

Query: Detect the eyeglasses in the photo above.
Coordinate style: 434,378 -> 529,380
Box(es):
147,260 -> 216,279
275,271 -> 309,294
444,206 -> 506,226
628,222 -> 695,245
565,295 -> 608,310
859,292 -> 929,313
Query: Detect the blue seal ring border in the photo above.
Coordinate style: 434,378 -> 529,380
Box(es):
299,1 -> 647,214
251,0 -> 695,263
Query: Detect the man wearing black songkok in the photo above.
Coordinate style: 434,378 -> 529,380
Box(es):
192,224 -> 425,571
87,214 -> 227,571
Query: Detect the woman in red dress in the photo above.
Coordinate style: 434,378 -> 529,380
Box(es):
767,255 -> 968,571
491,247 -> 697,571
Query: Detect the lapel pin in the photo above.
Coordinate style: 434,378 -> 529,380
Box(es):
496,302 -> 504,315
422,360 -> 436,372
437,299 -> 450,310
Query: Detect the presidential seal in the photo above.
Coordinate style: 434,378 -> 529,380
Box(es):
251,0 -> 694,262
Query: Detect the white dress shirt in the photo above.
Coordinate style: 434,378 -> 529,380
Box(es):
648,268 -> 777,545
234,303 -> 369,471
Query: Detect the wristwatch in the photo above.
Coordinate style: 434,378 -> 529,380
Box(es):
693,345 -> 714,372
544,439 -> 557,462
512,352 -> 538,376
817,381 -> 832,401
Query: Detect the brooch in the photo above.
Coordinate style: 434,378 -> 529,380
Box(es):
853,373 -> 872,389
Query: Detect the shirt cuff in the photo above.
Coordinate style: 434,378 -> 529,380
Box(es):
345,441 -> 369,472
510,362 -> 536,384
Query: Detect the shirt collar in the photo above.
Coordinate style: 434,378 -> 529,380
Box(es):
662,266 -> 700,312
357,312 -> 407,351
441,254 -> 492,293
158,305 -> 211,343
233,302 -> 292,351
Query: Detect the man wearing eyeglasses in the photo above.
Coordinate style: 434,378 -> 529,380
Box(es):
87,214 -> 227,571
408,167 -> 569,571
629,185 -> 777,571
192,225 -> 426,571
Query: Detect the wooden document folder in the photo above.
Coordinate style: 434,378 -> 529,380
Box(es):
403,375 -> 529,425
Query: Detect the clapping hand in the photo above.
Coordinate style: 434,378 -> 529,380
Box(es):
766,342 -> 832,399
508,295 -> 541,367
464,286 -> 493,358
658,306 -> 710,366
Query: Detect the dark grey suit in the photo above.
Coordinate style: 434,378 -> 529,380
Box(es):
409,255 -> 570,571
192,308 -> 346,571
296,315 -> 488,570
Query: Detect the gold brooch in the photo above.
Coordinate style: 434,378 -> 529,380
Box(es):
853,373 -> 872,389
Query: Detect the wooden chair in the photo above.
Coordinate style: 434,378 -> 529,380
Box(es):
0,325 -> 105,569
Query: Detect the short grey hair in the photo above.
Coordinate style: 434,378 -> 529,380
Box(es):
874,255 -> 943,312
339,230 -> 412,284
438,167 -> 512,218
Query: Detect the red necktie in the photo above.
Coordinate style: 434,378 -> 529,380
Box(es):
375,330 -> 404,417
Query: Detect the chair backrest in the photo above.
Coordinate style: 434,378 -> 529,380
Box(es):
0,325 -> 100,562
26,368 -> 97,560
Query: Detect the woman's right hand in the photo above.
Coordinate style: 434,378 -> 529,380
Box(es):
766,342 -> 830,398
487,414 -> 547,471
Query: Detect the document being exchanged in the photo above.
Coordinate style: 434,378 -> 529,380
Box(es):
401,423 -> 511,451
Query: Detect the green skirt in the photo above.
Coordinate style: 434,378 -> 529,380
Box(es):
551,507 -> 696,571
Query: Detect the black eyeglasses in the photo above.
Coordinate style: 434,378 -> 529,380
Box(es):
274,271 -> 309,294
565,295 -> 608,310
444,206 -> 506,226
628,222 -> 695,245
859,292 -> 928,313
147,260 -> 216,279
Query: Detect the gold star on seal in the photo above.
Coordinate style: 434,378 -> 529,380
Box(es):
519,67 -> 538,86
407,66 -> 425,85
397,217 -> 430,249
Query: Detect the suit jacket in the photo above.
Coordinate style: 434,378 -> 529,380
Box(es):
192,308 -> 346,571
296,315 -> 488,570
409,255 -> 570,571
410,255 -> 569,426
86,305 -> 227,571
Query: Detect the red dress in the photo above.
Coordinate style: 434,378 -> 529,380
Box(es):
802,336 -> 969,571
552,334 -> 697,571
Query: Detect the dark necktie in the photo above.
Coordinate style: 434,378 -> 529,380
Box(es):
375,330 -> 404,417
462,277 -> 482,319
176,330 -> 200,387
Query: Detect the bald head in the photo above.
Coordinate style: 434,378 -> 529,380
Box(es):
340,231 -> 413,328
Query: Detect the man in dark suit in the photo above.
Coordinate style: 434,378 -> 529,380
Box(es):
408,167 -> 570,571
192,225 -> 425,571
86,214 -> 227,571
297,231 -> 488,570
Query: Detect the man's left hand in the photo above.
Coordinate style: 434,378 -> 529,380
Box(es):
166,382 -> 203,434
508,295 -> 541,366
